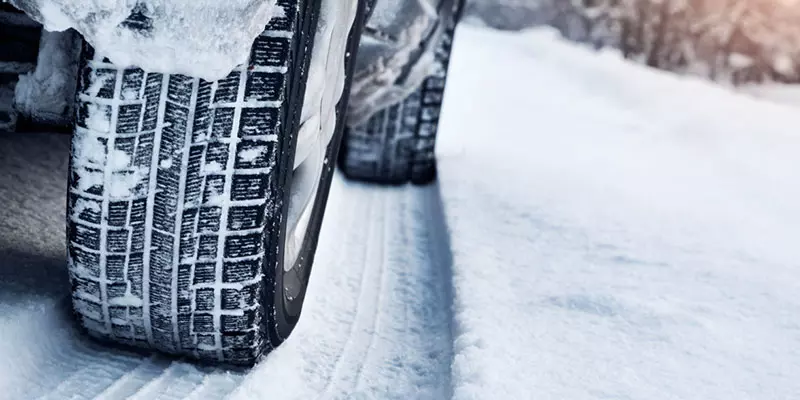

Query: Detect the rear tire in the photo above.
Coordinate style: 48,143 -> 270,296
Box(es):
338,0 -> 462,185
66,0 -> 366,365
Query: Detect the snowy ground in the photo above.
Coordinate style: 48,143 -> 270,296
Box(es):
1,25 -> 799,399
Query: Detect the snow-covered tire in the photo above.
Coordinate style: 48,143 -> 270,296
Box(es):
66,0 -> 367,365
338,2 -> 462,185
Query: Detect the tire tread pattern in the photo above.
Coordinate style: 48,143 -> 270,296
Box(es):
67,0 -> 300,365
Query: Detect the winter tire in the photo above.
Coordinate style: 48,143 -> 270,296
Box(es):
66,0 -> 367,365
339,0 -> 463,185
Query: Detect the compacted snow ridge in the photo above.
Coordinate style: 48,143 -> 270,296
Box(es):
1,24 -> 799,399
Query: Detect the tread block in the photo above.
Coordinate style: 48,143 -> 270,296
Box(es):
106,229 -> 129,253
193,314 -> 215,333
228,204 -> 266,230
70,247 -> 101,277
221,311 -> 258,333
235,140 -> 275,169
198,206 -> 222,232
222,258 -> 261,283
223,233 -> 263,259
193,262 -> 217,285
250,36 -> 290,67
222,331 -> 256,348
230,174 -> 269,201
106,255 -> 126,281
221,286 -> 259,310
245,72 -> 284,102
195,288 -> 215,311
197,235 -> 219,261
167,75 -> 194,106
240,107 -> 279,136
71,223 -> 101,250
213,72 -> 241,103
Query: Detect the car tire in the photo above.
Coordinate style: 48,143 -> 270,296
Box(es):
338,0 -> 463,185
66,0 -> 367,365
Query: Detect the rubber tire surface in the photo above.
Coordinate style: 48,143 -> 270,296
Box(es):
338,0 -> 463,185
66,0 -> 366,365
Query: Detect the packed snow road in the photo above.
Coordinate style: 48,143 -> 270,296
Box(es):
437,27 -> 800,399
2,24 -> 800,399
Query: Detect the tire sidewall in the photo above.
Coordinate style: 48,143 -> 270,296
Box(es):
269,0 -> 368,344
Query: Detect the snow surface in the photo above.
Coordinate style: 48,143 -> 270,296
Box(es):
438,26 -> 800,400
740,83 -> 800,109
0,24 -> 799,399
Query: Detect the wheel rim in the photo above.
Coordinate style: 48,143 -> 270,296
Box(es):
280,0 -> 361,306
282,125 -> 326,301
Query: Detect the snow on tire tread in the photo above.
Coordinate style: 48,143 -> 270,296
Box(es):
67,0 -> 299,364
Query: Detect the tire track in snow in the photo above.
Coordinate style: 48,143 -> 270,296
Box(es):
93,357 -> 173,399
317,189 -> 389,398
35,348 -> 142,400
181,370 -> 246,400
351,184 -> 456,399
1,298 -> 144,400
124,362 -> 206,400
314,181 -> 455,399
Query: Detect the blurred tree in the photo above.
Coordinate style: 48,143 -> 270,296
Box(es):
465,0 -> 800,84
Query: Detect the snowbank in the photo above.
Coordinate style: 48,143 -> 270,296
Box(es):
438,26 -> 800,399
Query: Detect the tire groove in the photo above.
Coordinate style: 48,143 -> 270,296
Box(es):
141,73 -> 171,346
97,67 -> 126,334
422,183 -> 457,399
345,184 -> 455,398
352,190 -> 393,391
170,77 -> 199,353
316,189 -> 384,399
